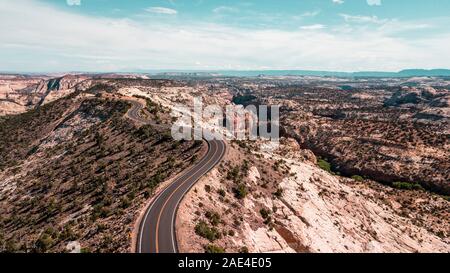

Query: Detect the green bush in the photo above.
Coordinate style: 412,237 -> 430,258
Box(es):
351,175 -> 364,182
273,188 -> 283,198
204,244 -> 225,253
35,233 -> 54,253
233,183 -> 248,199
195,221 -> 221,241
120,197 -> 131,208
260,208 -> 271,219
205,211 -> 221,226
241,160 -> 250,176
317,159 -> 332,173
92,203 -> 111,219
59,225 -> 76,241
239,246 -> 249,253
392,182 -> 424,191
227,166 -> 241,182
217,189 -> 226,197
146,99 -> 161,114
80,248 -> 91,253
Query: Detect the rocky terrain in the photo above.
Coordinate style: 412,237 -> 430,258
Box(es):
0,74 -> 448,253
0,74 -> 90,116
177,138 -> 449,253
0,73 -> 149,116
0,83 -> 202,252
235,81 -> 449,195
175,76 -> 449,253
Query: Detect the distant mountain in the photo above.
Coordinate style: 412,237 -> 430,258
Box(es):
148,69 -> 450,78
4,69 -> 450,79
396,69 -> 450,77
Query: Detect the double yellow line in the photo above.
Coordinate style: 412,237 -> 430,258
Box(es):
154,141 -> 221,253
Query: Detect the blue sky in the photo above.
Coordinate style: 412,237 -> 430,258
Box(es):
1,0 -> 450,72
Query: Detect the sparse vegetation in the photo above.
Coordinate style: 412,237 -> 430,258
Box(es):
217,189 -> 226,197
145,98 -> 162,115
317,159 -> 332,173
351,175 -> 364,182
205,211 -> 221,226
260,208 -> 271,220
273,188 -> 284,198
233,183 -> 248,199
227,166 -> 241,183
0,96 -> 202,253
392,182 -> 424,191
204,244 -> 225,253
195,221 -> 221,242
238,246 -> 249,253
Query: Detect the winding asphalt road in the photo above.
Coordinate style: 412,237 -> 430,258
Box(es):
127,99 -> 226,253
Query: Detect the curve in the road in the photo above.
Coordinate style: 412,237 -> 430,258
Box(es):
127,99 -> 226,253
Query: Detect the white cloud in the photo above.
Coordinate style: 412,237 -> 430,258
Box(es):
367,0 -> 382,6
145,7 -> 178,15
213,6 -> 238,14
300,24 -> 326,30
0,0 -> 449,72
300,10 -> 320,17
332,0 -> 344,4
291,10 -> 320,21
340,14 -> 387,24
66,0 -> 81,6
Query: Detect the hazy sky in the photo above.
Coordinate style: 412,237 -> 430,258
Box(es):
1,0 -> 450,72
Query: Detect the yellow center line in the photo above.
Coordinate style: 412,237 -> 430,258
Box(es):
154,141 -> 219,253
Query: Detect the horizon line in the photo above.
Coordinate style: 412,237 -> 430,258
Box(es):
1,68 -> 450,75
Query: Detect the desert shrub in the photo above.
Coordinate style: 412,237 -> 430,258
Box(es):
204,185 -> 212,193
392,182 -> 424,191
146,178 -> 159,193
217,189 -> 226,197
241,160 -> 250,176
317,159 -> 332,173
263,216 -> 273,226
35,233 -> 54,253
195,221 -> 221,241
5,239 -> 19,252
260,208 -> 271,220
205,211 -> 221,226
59,225 -> 76,241
273,159 -> 285,171
239,246 -> 249,253
204,244 -> 225,253
136,125 -> 153,139
92,203 -> 111,219
120,197 -> 131,208
351,175 -> 364,182
227,166 -> 241,182
171,141 -> 181,149
233,183 -> 248,199
80,248 -> 91,253
146,99 -> 162,114
160,132 -> 172,142
273,188 -> 283,198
